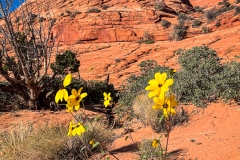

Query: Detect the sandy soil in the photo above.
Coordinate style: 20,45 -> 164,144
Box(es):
0,101 -> 240,160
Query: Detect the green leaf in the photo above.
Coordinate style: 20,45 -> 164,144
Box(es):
92,142 -> 100,149
106,158 -> 110,160
159,114 -> 165,123
80,146 -> 86,152
125,136 -> 129,141
101,150 -> 105,155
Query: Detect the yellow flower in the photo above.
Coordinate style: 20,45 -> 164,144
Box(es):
72,122 -> 86,136
169,68 -> 177,76
67,121 -> 74,137
67,87 -> 87,110
55,74 -> 72,103
152,139 -> 159,148
89,139 -> 95,147
152,94 -> 178,118
66,103 -> 74,113
103,92 -> 112,107
145,72 -> 173,98
67,121 -> 86,137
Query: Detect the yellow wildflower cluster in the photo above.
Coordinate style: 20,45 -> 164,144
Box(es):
54,74 -> 88,137
103,92 -> 112,107
67,121 -> 86,137
145,70 -> 178,118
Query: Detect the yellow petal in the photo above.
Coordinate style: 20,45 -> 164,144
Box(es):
55,90 -> 61,103
75,104 -> 80,110
59,89 -> 64,102
158,72 -> 167,85
104,100 -> 110,107
63,74 -> 72,87
153,97 -> 164,105
154,72 -> 161,82
80,93 -> 88,99
63,89 -> 68,101
71,89 -> 78,97
145,79 -> 158,90
103,92 -> 107,97
79,125 -> 86,133
78,87 -> 83,95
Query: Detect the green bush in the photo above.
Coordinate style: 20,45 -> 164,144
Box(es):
218,0 -> 230,7
177,13 -> 193,21
214,61 -> 240,101
154,1 -> 166,11
202,26 -> 211,34
194,6 -> 204,13
192,19 -> 202,28
102,5 -> 110,10
205,8 -> 217,22
173,46 -> 240,107
87,8 -> 101,13
161,19 -> 171,28
234,6 -> 240,15
215,19 -> 221,27
171,20 -> 187,41
216,4 -> 235,15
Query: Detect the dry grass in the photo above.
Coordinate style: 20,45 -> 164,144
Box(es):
133,93 -> 163,132
0,119 -> 115,160
133,93 -> 188,132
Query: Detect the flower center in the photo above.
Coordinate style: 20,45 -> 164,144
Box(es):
163,103 -> 168,108
59,84 -> 64,89
76,96 -> 80,101
158,84 -> 162,87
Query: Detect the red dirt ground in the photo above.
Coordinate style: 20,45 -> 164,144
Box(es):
0,101 -> 240,160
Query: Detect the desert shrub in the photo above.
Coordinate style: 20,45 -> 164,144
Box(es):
70,11 -> 81,18
216,4 -> 235,15
102,5 -> 110,10
215,19 -> 221,27
154,1 -> 166,11
205,8 -> 217,22
173,46 -> 223,107
170,20 -> 187,41
234,6 -> 240,15
140,31 -> 155,44
87,8 -> 101,13
116,60 -> 170,120
38,17 -> 46,22
214,61 -> 240,102
194,6 -> 204,13
65,78 -> 110,105
192,19 -> 202,28
0,89 -> 12,111
218,0 -> 230,7
177,13 -> 193,21
65,9 -> 71,15
173,48 -> 185,55
138,139 -> 164,159
202,26 -> 211,34
161,19 -> 171,28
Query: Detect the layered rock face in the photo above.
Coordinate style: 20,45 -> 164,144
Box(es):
46,0 -> 194,45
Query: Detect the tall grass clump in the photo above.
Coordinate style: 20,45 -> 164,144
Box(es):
0,120 -> 114,160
